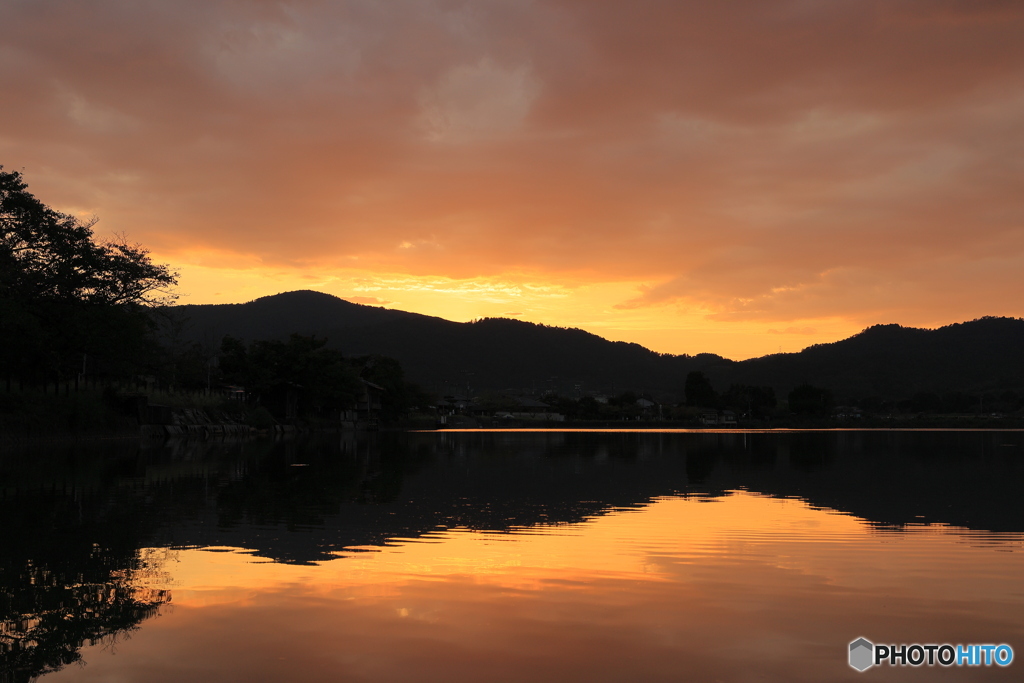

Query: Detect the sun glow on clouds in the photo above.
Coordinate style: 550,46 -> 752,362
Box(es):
4,0 -> 1024,359
171,251 -> 856,359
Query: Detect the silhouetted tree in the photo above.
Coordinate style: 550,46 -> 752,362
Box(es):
788,384 -> 833,416
576,395 -> 606,420
219,334 -> 361,419
685,371 -> 718,407
1,168 -> 175,306
0,167 -> 177,384
721,384 -> 777,417
608,391 -> 641,419
541,394 -> 580,420
353,354 -> 426,422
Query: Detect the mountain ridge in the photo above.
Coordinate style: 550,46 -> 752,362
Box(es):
164,291 -> 1024,401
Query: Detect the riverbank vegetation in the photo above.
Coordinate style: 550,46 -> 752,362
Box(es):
4,166 -> 1022,437
1,168 -> 427,436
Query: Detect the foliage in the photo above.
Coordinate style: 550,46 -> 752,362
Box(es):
1,168 -> 176,306
219,334 -> 363,419
788,384 -> 834,416
685,371 -> 718,407
721,384 -> 777,416
216,337 -> 424,423
0,388 -> 134,436
609,391 -> 638,407
0,167 -> 177,384
352,354 -> 429,422
575,395 -> 607,420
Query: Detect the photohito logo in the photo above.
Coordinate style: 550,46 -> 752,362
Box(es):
848,638 -> 1013,671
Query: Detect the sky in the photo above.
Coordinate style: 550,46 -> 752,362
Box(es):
2,0 -> 1022,360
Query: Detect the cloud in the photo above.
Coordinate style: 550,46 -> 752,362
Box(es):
1,0 -> 1022,340
419,58 -> 541,143
344,296 -> 392,306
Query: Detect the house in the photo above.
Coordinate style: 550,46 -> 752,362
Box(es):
511,397 -> 565,422
636,397 -> 660,420
435,394 -> 474,416
356,379 -> 384,425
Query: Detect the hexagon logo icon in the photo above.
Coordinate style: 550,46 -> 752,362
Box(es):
849,638 -> 874,671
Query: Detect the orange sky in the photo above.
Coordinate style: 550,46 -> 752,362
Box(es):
3,0 -> 1023,359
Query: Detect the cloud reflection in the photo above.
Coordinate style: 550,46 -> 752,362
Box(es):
43,494 -> 1024,683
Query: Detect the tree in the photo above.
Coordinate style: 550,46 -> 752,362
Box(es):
0,166 -> 177,383
352,354 -> 426,422
788,384 -> 833,416
721,384 -> 777,417
219,334 -> 363,420
1,167 -> 176,306
685,371 -> 718,407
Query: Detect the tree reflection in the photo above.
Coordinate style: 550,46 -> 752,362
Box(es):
0,547 -> 170,683
1,428 -> 1022,681
0,441 -> 174,683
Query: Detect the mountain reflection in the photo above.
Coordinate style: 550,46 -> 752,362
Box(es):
1,430 -> 1022,678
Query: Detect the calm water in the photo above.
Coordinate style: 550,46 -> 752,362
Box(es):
2,430 -> 1023,682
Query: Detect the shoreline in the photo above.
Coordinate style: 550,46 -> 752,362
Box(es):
5,422 -> 1024,446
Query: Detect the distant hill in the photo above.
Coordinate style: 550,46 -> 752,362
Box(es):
164,291 -> 1024,401
165,290 -> 717,396
704,318 -> 1024,401
167,289 -> 428,342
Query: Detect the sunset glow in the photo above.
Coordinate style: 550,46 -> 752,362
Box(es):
4,1 -> 1023,358
47,493 -> 1024,682
135,492 -> 1023,615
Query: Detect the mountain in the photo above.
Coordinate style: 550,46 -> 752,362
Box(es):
706,318 -> 1024,401
164,291 -> 1024,401
166,289 -> 428,342
165,290 -> 718,396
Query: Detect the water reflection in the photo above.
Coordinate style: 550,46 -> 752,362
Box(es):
1,430 -> 1022,681
1,525 -> 170,683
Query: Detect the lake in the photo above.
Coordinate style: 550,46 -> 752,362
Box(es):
2,429 -> 1022,682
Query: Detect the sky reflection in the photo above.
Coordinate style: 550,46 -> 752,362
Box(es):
44,492 -> 1024,682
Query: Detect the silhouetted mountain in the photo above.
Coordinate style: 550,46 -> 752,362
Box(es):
168,290 -> 427,342
166,290 -> 719,396
702,317 -> 1024,401
164,291 -> 1024,400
